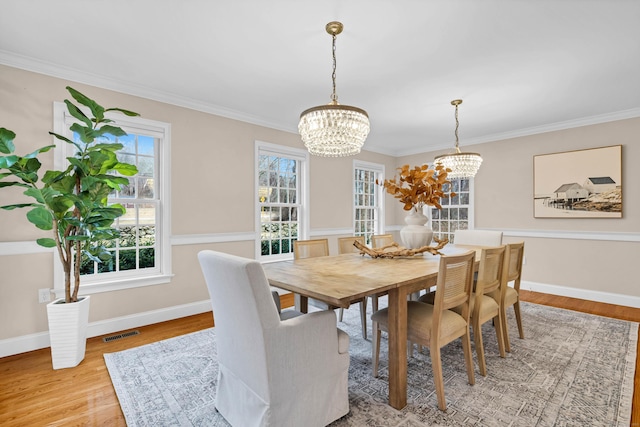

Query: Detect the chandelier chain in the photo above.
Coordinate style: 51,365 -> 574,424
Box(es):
454,102 -> 460,149
331,33 -> 338,103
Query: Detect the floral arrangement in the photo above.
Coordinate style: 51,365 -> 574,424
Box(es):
378,164 -> 455,211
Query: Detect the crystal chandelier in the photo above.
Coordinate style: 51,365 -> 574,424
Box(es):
298,22 -> 370,157
434,99 -> 483,179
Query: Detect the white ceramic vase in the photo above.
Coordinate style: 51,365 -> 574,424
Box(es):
46,295 -> 91,369
400,209 -> 433,249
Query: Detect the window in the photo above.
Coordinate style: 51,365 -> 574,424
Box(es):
430,177 -> 474,244
255,142 -> 309,261
52,102 -> 172,295
353,161 -> 384,246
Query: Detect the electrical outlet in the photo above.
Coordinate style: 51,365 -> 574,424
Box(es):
38,288 -> 51,304
522,256 -> 527,265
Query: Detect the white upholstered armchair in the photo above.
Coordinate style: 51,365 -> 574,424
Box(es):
197,250 -> 350,427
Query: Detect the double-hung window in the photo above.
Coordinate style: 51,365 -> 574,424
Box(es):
353,161 -> 384,246
430,177 -> 474,243
52,102 -> 172,295
255,142 -> 309,261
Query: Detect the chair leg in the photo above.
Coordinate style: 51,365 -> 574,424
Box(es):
430,344 -> 447,411
514,300 -> 524,339
359,298 -> 367,340
372,320 -> 381,378
502,306 -> 512,353
494,312 -> 506,358
473,322 -> 487,377
462,329 -> 475,386
339,308 -> 344,322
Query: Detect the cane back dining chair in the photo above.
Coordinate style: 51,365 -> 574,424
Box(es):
337,236 -> 372,339
500,241 -> 525,352
372,250 -> 476,411
371,233 -> 394,249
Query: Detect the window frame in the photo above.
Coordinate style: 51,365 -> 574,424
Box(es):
255,141 -> 309,262
51,102 -> 172,297
353,160 -> 385,245
428,173 -> 475,244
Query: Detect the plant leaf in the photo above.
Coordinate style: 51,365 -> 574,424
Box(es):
0,128 -> 16,154
66,86 -> 106,122
36,238 -> 57,248
26,207 -> 53,230
105,107 -> 140,117
113,162 -> 138,176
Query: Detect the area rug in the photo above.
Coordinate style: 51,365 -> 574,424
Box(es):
104,301 -> 637,426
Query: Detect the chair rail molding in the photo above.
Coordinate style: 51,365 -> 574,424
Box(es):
492,229 -> 640,243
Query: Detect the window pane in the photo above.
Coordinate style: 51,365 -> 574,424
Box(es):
258,153 -> 300,258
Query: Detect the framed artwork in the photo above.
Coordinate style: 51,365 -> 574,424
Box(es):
533,145 -> 622,218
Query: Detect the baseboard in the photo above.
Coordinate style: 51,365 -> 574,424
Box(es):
0,300 -> 212,358
522,280 -> 640,309
3,282 -> 638,359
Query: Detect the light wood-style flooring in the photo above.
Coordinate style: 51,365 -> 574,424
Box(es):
1,291 -> 638,426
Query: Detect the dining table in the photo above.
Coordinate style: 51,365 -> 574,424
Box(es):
262,243 -> 486,410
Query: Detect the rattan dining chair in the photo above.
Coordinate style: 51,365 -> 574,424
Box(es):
500,242 -> 526,352
337,236 -> 371,339
371,233 -> 394,249
372,251 -> 476,411
419,245 -> 508,375
293,238 -> 330,259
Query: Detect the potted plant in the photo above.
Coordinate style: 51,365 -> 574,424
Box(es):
378,164 -> 454,249
0,86 -> 139,368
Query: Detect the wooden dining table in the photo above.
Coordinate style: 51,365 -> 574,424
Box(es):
262,243 -> 485,410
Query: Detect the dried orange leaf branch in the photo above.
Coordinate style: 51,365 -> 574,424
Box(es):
353,238 -> 449,258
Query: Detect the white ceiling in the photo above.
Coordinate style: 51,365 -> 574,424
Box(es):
1,0 -> 639,156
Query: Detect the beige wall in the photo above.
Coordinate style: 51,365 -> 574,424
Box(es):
0,65 -> 397,341
1,64 -> 638,344
400,118 -> 640,301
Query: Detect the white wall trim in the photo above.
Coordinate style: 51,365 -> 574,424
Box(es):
3,279 -> 638,358
521,280 -> 640,309
5,228 -> 638,256
0,300 -> 212,358
495,228 -> 640,242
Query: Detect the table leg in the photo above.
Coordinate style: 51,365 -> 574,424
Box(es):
387,287 -> 408,409
294,294 -> 308,313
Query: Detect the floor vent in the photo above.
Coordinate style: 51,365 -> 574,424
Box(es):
103,330 -> 140,343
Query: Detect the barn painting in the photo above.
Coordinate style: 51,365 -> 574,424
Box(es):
533,145 -> 622,218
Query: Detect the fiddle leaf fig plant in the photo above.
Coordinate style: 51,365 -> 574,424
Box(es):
0,86 -> 139,303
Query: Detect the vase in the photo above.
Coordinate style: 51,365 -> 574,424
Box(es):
400,210 -> 433,249
46,295 -> 91,369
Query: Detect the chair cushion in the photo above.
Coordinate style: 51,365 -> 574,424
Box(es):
505,286 -> 519,306
280,309 -> 304,320
372,301 -> 467,343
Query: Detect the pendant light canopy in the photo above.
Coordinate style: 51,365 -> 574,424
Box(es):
298,22 -> 370,157
434,99 -> 483,179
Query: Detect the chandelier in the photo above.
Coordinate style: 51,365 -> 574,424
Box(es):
434,99 -> 483,179
298,21 -> 370,157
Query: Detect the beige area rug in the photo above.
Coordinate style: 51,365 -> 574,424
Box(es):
105,301 -> 637,426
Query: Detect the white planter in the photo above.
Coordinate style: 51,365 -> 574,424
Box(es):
46,295 -> 91,369
400,210 -> 433,249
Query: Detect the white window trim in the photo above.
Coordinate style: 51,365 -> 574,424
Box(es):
255,141 -> 309,262
52,102 -> 172,297
426,174 -> 476,236
353,160 -> 385,235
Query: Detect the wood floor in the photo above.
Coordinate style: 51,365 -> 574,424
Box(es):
1,291 -> 638,427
